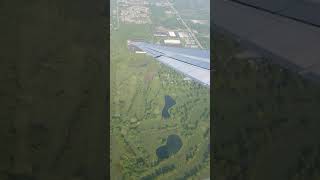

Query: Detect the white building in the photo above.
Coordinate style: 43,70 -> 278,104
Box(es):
135,51 -> 146,54
154,32 -> 167,37
164,39 -> 181,45
178,32 -> 188,38
168,31 -> 176,37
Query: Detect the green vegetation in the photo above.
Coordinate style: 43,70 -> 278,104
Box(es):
161,17 -> 185,29
173,0 -> 210,12
149,6 -> 184,29
141,164 -> 176,180
172,0 -> 210,49
149,6 -> 167,22
110,0 -> 210,179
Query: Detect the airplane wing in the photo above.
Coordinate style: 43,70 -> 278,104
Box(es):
128,41 -> 211,87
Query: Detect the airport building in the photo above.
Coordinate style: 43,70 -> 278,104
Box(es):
154,32 -> 168,37
164,39 -> 181,45
168,31 -> 176,37
178,32 -> 188,38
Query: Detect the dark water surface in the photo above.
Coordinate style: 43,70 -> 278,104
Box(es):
156,134 -> 182,160
162,95 -> 176,119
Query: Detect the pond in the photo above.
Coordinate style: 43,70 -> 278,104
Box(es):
162,95 -> 176,119
156,134 -> 182,160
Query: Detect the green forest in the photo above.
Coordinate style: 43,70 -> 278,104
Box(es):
110,1 -> 210,178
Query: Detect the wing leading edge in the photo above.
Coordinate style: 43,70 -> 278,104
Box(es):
129,41 -> 210,87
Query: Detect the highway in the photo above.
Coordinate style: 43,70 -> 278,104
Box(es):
167,0 -> 204,49
115,0 -> 120,30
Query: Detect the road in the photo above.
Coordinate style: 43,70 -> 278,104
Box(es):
166,0 -> 204,49
115,0 -> 120,30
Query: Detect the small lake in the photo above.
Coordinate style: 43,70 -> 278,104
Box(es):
156,134 -> 182,160
162,95 -> 176,119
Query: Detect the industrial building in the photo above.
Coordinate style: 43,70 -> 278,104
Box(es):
153,32 -> 168,37
178,32 -> 188,38
164,39 -> 181,45
168,31 -> 176,37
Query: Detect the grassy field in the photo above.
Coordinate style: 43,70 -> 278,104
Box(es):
110,1 -> 210,179
173,0 -> 210,12
172,0 -> 210,50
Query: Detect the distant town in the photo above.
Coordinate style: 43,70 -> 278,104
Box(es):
152,26 -> 199,48
118,0 -> 151,24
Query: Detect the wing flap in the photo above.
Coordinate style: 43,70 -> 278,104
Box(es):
129,41 -> 210,87
157,56 -> 210,86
